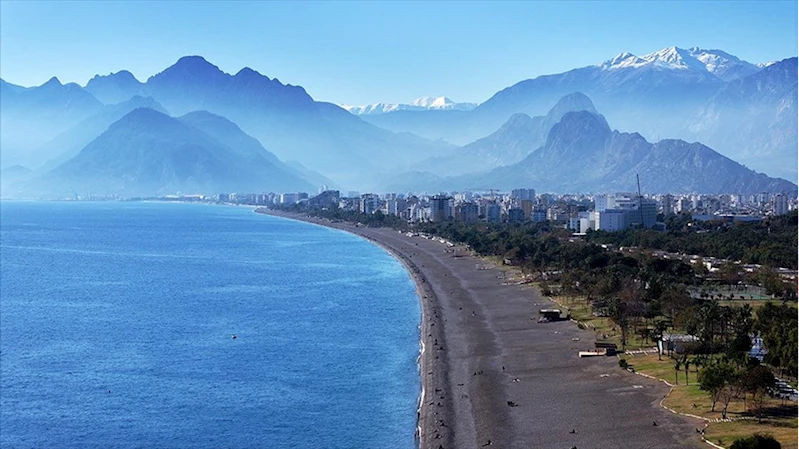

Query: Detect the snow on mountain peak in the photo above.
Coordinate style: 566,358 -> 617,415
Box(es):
598,46 -> 761,81
641,46 -> 707,71
341,97 -> 476,115
410,96 -> 454,108
600,52 -> 648,69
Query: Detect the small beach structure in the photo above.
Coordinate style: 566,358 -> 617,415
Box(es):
594,341 -> 618,356
538,308 -> 565,322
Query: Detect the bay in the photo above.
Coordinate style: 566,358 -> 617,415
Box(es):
0,201 -> 420,449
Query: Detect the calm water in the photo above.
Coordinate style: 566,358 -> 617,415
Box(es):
0,201 -> 420,448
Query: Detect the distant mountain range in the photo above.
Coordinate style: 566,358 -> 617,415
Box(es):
9,108 -> 315,198
0,47 -> 795,198
341,96 -> 477,115
414,92 -> 597,176
362,47 -> 798,180
1,77 -> 103,166
687,58 -> 798,179
2,56 -> 453,189
386,107 -> 796,195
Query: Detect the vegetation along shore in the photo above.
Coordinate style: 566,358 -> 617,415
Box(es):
260,203 -> 797,449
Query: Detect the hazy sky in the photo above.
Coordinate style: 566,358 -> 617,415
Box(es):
1,1 -> 796,105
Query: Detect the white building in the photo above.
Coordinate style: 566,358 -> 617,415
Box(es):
773,193 -> 789,215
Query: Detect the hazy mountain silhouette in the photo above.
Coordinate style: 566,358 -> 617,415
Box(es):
132,56 -> 452,186
387,110 -> 796,194
35,96 -> 168,171
22,108 -> 314,197
84,70 -> 144,104
1,77 -> 103,166
364,47 -> 796,180
414,93 -> 597,175
688,57 -> 798,180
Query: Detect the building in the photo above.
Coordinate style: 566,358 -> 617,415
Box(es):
595,193 -> 657,230
520,200 -> 534,220
430,195 -> 453,222
360,193 -> 379,214
598,209 -> 626,231
485,203 -> 501,223
773,193 -> 789,215
661,194 -> 674,215
507,208 -> 525,223
280,193 -> 299,204
455,202 -> 479,223
511,188 -> 536,201
531,207 -> 547,223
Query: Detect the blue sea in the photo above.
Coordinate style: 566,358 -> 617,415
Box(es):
0,201 -> 420,449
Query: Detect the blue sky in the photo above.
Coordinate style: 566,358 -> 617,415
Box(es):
1,1 -> 796,105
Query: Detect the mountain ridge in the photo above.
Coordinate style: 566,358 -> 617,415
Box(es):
386,108 -> 796,195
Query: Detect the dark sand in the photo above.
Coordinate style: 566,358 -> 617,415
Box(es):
263,210 -> 703,449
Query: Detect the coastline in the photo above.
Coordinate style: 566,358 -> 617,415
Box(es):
258,209 -> 703,449
260,209 -> 452,448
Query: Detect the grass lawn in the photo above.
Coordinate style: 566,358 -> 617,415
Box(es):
625,354 -> 798,449
550,295 -> 657,350
703,417 -> 798,449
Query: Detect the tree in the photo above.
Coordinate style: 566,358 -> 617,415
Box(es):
740,365 -> 776,423
720,262 -> 742,288
718,368 -> 743,419
699,361 -> 735,412
729,433 -> 781,449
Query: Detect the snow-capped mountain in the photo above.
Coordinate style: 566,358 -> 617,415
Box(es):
342,96 -> 477,115
599,46 -> 761,81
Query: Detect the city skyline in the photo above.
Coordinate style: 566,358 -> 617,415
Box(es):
1,0 -> 796,105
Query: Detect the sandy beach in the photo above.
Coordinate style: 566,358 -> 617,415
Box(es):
262,210 -> 702,449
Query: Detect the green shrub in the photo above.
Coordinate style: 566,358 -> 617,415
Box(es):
729,433 -> 781,449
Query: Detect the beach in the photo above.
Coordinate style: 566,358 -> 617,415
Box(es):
262,210 -> 703,449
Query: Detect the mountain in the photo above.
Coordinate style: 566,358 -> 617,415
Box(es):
414,92 -> 597,176
342,96 -> 477,115
3,57 -> 453,188
21,108 -> 315,197
599,47 -> 760,81
84,70 -> 144,104
0,77 -> 103,167
362,47 -> 795,180
0,165 -> 34,198
283,160 -> 339,190
176,110 -> 324,190
0,79 -> 27,94
688,57 -> 798,180
34,96 -> 169,171
387,110 -> 796,195
131,56 -> 451,186
364,46 -> 746,145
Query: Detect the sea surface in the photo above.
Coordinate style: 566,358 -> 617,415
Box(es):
0,201 -> 420,449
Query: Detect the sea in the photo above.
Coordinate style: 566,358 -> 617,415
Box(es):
0,201 -> 421,449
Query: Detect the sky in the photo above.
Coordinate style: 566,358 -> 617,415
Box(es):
1,1 -> 797,105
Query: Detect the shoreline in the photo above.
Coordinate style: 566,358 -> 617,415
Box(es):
258,209 -> 703,449
259,209 -> 451,448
